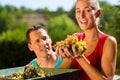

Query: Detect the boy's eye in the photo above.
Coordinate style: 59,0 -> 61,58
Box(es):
36,39 -> 40,43
42,36 -> 47,41
43,37 -> 47,40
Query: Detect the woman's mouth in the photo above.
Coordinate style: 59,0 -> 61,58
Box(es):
80,19 -> 87,24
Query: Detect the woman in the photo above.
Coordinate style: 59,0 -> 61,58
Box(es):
26,25 -> 62,68
57,0 -> 117,80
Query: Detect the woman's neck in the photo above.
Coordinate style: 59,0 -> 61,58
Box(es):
84,28 -> 102,42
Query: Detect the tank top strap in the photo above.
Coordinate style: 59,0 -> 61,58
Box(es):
74,32 -> 85,40
98,34 -> 109,56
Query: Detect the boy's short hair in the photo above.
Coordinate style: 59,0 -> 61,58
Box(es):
26,24 -> 47,43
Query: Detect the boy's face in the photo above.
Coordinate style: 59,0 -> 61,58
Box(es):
28,28 -> 52,58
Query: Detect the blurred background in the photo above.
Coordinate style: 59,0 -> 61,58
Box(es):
0,0 -> 120,74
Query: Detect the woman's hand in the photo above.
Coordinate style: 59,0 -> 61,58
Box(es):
56,44 -> 83,59
55,46 -> 73,58
55,46 -> 73,68
54,35 -> 86,58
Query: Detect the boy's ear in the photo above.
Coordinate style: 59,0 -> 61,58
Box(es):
28,43 -> 33,51
95,9 -> 101,18
49,36 -> 52,44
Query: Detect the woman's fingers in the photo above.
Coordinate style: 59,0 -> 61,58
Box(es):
64,47 -> 73,58
56,46 -> 78,58
56,47 -> 67,58
72,44 -> 78,58
59,47 -> 68,58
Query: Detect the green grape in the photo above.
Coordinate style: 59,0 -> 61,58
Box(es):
73,36 -> 86,57
38,69 -> 46,77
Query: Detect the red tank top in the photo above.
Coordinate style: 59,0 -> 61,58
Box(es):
71,33 -> 109,80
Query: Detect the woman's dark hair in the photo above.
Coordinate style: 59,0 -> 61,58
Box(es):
26,24 -> 47,43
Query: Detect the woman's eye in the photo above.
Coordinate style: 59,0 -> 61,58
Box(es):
87,9 -> 91,12
85,8 -> 92,12
76,10 -> 81,13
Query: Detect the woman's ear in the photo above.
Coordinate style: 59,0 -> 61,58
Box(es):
28,43 -> 33,51
95,9 -> 101,18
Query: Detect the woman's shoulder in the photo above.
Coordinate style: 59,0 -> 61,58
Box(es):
99,33 -> 116,43
102,34 -> 117,54
103,34 -> 117,45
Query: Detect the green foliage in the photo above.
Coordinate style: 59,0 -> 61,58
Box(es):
4,5 -> 18,13
100,1 -> 120,70
0,5 -> 25,33
0,30 -> 24,43
68,5 -> 77,24
56,7 -> 65,14
0,10 -> 15,32
0,41 -> 35,69
47,14 -> 81,44
0,25 -> 34,69
15,10 -> 24,20
20,6 -> 33,13
0,4 -> 32,68
0,22 -> 29,43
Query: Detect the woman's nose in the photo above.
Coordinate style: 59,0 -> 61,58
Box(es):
81,11 -> 85,18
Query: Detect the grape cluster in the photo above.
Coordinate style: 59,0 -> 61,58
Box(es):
0,65 -> 52,79
53,35 -> 86,57
22,65 -> 38,79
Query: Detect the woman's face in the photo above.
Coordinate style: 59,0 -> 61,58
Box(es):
28,28 -> 52,58
75,0 -> 97,31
